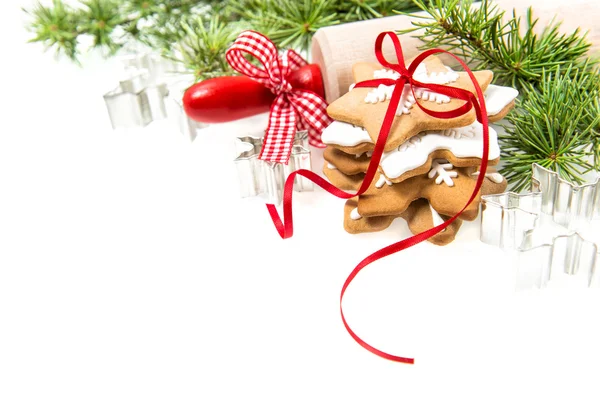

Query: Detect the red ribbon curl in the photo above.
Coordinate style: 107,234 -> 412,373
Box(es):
267,32 -> 490,364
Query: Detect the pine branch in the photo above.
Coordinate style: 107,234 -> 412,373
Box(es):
24,0 -> 80,59
175,16 -> 244,79
24,0 -> 207,60
500,67 -> 599,192
398,0 -> 594,90
333,0 -> 413,22
237,0 -> 340,54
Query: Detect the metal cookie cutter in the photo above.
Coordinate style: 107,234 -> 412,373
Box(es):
164,79 -> 207,142
234,131 -> 313,205
103,70 -> 169,129
480,163 -> 600,289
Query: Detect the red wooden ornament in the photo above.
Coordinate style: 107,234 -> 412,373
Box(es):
182,64 -> 326,124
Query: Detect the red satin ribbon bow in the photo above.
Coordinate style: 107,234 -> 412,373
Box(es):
225,31 -> 331,164
267,31 -> 490,364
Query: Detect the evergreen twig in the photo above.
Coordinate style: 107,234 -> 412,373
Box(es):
398,0 -> 594,90
501,67 -> 599,191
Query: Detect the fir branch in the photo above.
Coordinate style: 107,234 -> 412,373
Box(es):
79,0 -> 124,55
398,0 -> 594,90
175,16 -> 244,79
333,0 -> 413,22
24,0 -> 206,60
500,67 -> 599,192
239,0 -> 340,54
24,0 -> 79,59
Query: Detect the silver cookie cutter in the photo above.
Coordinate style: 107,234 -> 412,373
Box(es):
480,163 -> 600,289
104,51 -> 192,131
164,78 -> 207,142
234,131 -> 313,204
103,70 -> 169,129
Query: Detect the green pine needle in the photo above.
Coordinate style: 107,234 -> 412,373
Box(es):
176,16 -> 243,79
501,67 -> 599,191
244,0 -> 340,54
398,0 -> 594,90
334,0 -> 413,22
24,0 -> 80,59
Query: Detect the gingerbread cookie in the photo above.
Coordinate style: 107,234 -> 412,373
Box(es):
343,198 -> 463,246
484,84 -> 519,122
354,62 -> 518,123
380,121 -> 501,183
322,58 -> 517,245
326,57 -> 494,152
323,147 -> 371,176
322,120 -> 502,184
357,163 -> 506,221
323,163 -> 364,191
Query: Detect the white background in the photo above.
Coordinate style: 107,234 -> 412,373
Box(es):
1,2 -> 600,398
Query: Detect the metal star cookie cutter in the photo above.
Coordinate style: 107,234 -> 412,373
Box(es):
480,163 -> 600,289
103,70 -> 169,129
234,131 -> 313,204
164,78 -> 207,142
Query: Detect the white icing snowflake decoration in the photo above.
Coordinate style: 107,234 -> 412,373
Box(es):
428,160 -> 458,187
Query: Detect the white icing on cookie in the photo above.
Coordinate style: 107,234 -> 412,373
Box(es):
373,64 -> 459,85
370,68 -> 517,118
350,207 -> 362,220
471,170 -> 504,184
484,84 -> 519,116
375,174 -> 393,189
364,84 -> 451,115
398,133 -> 426,152
429,203 -> 446,230
413,64 -> 459,84
441,124 -> 476,139
380,121 -> 500,180
373,69 -> 400,80
321,121 -> 373,147
428,160 -> 457,187
326,162 -> 337,170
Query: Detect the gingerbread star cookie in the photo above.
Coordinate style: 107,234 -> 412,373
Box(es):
327,56 -> 494,152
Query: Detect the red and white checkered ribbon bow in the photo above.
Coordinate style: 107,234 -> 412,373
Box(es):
226,31 -> 331,164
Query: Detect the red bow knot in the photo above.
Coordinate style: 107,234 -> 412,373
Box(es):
226,31 -> 331,164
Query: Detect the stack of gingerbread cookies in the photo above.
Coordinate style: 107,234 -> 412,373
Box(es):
321,56 -> 519,245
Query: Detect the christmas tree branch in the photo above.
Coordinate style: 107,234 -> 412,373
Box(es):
24,0 -> 416,79
501,66 -> 600,191
24,0 -> 205,60
398,0 -> 594,90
